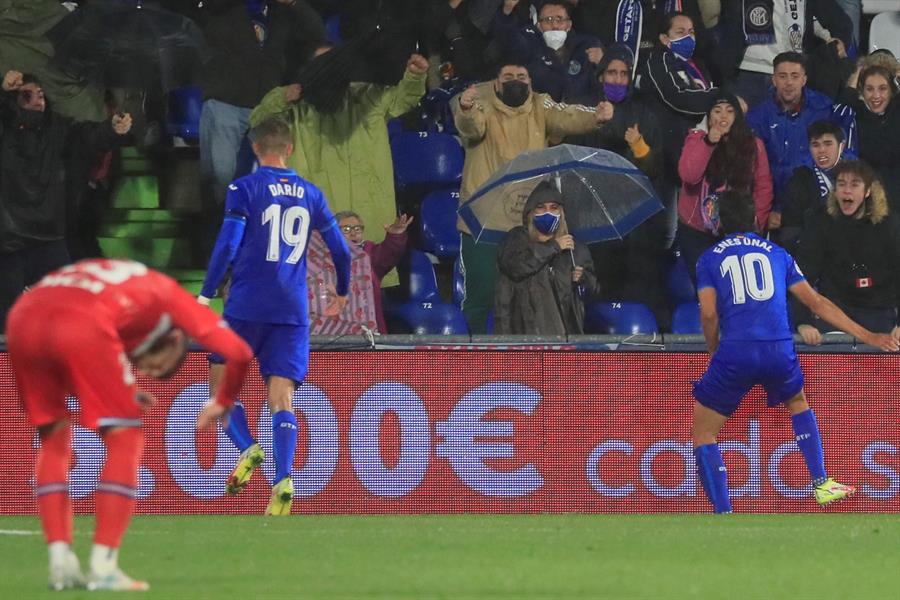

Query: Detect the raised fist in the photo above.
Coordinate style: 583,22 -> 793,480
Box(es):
284,83 -> 302,103
459,84 -> 478,110
112,113 -> 133,135
406,54 -> 429,75
586,47 -> 604,65
595,101 -> 614,124
2,70 -> 24,92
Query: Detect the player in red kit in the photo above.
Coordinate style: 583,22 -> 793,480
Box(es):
6,259 -> 253,591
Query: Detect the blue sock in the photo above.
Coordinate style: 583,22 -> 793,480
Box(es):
694,444 -> 733,513
272,410 -> 298,484
791,409 -> 827,486
223,401 -> 255,453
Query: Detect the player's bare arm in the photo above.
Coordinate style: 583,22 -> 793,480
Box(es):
697,287 -> 719,354
196,399 -> 230,431
789,281 -> 899,352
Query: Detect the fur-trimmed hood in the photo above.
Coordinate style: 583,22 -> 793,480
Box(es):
826,179 -> 890,224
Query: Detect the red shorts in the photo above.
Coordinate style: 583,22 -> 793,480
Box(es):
7,296 -> 141,430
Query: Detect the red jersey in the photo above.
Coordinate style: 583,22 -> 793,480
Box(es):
22,259 -> 252,407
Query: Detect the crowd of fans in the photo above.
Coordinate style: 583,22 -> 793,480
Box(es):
0,0 -> 898,343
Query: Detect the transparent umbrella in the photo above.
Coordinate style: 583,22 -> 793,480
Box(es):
458,144 -> 663,245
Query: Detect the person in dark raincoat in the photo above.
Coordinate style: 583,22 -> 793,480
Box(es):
494,180 -> 600,334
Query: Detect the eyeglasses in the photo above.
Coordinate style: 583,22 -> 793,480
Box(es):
537,16 -> 571,24
340,225 -> 364,234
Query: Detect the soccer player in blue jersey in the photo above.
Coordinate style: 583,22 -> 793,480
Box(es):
692,191 -> 898,513
198,117 -> 351,515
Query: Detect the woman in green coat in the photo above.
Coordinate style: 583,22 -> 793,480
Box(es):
250,52 -> 428,286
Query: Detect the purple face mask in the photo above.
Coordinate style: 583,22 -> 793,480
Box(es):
603,82 -> 628,103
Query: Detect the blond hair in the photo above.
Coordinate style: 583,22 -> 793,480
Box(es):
825,161 -> 889,224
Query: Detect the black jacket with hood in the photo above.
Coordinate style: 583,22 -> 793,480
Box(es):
494,181 -> 600,335
794,179 -> 900,329
838,85 -> 900,212
198,0 -> 326,108
566,45 -> 664,193
0,90 -> 120,253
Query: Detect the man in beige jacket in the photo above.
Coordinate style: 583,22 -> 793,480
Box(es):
452,62 -> 614,333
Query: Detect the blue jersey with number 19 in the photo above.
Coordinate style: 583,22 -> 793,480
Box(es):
224,166 -> 337,325
696,233 -> 806,342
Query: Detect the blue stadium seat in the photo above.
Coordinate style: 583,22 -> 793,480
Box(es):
384,301 -> 469,335
584,302 -> 659,335
324,14 -> 343,45
420,188 -> 461,260
387,117 -> 403,140
667,251 -> 697,305
451,260 -> 490,333
400,249 -> 441,302
452,258 -> 465,308
420,87 -> 462,135
384,249 -> 469,334
671,302 -> 702,334
233,135 -> 257,179
166,85 -> 202,143
391,131 -> 464,189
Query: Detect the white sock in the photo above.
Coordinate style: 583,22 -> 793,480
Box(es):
90,544 -> 118,575
48,541 -> 70,567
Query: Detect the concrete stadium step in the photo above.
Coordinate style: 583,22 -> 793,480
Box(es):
103,209 -> 182,223
97,220 -> 187,238
179,280 -> 202,294
165,269 -> 207,282
111,176 -> 160,209
119,146 -> 154,175
98,237 -> 194,269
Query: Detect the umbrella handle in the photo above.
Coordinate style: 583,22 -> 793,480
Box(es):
569,248 -> 576,268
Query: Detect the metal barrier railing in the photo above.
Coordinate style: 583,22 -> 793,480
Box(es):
0,333 -> 875,354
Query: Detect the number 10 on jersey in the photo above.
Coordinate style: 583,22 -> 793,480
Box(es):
720,252 -> 775,304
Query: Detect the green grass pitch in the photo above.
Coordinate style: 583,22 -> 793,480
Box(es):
2,514 -> 898,598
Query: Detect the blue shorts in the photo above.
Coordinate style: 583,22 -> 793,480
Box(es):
692,340 -> 804,417
209,316 -> 309,385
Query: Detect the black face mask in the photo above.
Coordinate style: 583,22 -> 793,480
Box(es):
497,80 -> 530,107
14,107 -> 45,130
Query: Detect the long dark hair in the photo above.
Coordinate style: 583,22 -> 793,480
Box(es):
706,93 -> 757,192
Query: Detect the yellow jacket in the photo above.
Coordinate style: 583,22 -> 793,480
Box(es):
451,81 -> 600,234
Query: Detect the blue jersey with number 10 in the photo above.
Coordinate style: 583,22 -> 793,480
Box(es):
225,166 -> 337,325
696,233 -> 806,342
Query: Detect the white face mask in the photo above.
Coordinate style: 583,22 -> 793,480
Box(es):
543,30 -> 567,51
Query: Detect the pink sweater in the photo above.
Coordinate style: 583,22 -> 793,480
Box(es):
363,232 -> 407,333
677,129 -> 773,233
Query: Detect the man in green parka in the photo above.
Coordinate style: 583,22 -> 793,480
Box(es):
250,50 -> 428,287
